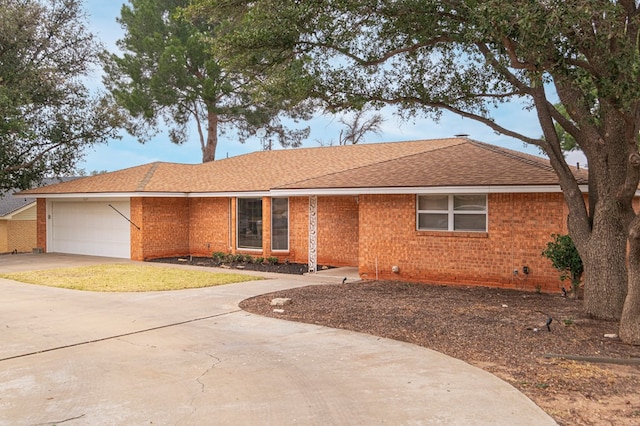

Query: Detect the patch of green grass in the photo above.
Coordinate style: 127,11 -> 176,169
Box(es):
0,264 -> 263,292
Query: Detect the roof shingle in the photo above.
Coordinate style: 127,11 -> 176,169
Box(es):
19,138 -> 587,196
1,177 -> 79,216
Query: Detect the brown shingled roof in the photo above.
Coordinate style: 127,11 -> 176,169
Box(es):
277,141 -> 588,189
20,138 -> 586,196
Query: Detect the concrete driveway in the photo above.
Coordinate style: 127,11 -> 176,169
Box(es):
0,254 -> 556,425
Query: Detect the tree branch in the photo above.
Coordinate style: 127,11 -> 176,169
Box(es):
360,93 -> 542,146
2,139 -> 68,173
475,43 -> 534,95
300,38 -> 453,67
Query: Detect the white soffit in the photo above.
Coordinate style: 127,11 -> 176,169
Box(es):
268,185 -> 590,197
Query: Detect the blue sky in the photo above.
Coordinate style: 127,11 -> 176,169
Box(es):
80,1 -> 585,173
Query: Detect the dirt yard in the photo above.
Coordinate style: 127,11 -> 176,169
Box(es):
240,281 -> 640,426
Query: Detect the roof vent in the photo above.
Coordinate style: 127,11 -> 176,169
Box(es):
454,134 -> 469,138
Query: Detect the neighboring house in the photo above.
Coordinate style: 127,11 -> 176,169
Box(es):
0,191 -> 37,254
1,178 -> 77,254
20,138 -> 589,293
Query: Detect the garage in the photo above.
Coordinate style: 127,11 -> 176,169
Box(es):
49,200 -> 131,258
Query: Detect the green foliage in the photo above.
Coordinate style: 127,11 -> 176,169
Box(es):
0,0 -> 122,191
551,104 -> 579,153
267,256 -> 278,265
542,234 -> 584,294
255,257 -> 265,264
187,0 -> 640,163
103,0 -> 312,162
229,254 -> 246,263
212,251 -> 227,263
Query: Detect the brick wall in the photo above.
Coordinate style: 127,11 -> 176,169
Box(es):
287,196 -> 309,264
189,198 -> 231,256
131,197 -> 190,260
130,198 -> 143,260
261,197 -> 272,255
6,220 -> 36,252
0,221 -> 7,252
357,193 -> 568,293
317,196 -> 359,267
133,196 -> 311,262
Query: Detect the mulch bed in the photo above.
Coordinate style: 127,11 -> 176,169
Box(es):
146,256 -> 328,275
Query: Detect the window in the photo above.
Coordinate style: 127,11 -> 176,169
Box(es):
271,198 -> 289,251
417,194 -> 487,232
237,198 -> 263,249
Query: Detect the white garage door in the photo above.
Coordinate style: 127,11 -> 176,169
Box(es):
50,201 -> 131,258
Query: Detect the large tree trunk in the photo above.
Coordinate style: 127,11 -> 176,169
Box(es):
570,198 -> 628,321
582,239 -> 628,320
620,221 -> 640,344
202,111 -> 218,162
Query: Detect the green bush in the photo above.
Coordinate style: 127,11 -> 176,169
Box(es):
212,252 -> 226,264
541,234 -> 584,296
267,256 -> 279,265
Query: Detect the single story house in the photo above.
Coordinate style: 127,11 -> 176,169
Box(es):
19,138 -> 588,293
1,178 -> 76,254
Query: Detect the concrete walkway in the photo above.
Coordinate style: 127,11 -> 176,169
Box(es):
0,253 -> 556,425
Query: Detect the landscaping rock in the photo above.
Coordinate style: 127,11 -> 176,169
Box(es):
271,297 -> 292,307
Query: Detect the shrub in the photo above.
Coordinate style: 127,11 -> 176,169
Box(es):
541,234 -> 584,296
267,256 -> 279,265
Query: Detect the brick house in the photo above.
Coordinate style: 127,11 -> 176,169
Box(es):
0,193 -> 37,254
20,138 -> 587,292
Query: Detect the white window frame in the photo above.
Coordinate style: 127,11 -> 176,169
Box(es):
417,194 -> 487,232
271,197 -> 289,251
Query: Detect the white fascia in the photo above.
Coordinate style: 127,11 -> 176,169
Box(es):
22,192 -> 189,199
24,191 -> 272,199
188,191 -> 272,198
269,185 -> 590,197
24,185 -> 613,199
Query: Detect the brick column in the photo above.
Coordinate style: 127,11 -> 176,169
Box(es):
36,198 -> 47,252
129,197 -> 144,260
230,197 -> 237,254
262,197 -> 271,255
